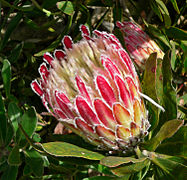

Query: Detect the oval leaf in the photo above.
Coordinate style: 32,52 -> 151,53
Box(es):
8,145 -> 21,165
41,142 -> 104,160
57,1 -> 74,15
8,102 -> 22,132
20,107 -> 37,138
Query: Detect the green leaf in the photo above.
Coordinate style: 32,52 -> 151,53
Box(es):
24,17 -> 39,30
162,51 -> 177,120
23,164 -> 32,176
8,102 -> 22,132
41,142 -> 105,160
156,126 -> 187,156
170,41 -> 176,71
156,58 -> 164,105
100,156 -> 147,167
8,42 -> 24,63
111,159 -> 150,177
1,59 -> 11,98
0,12 -> 22,51
169,0 -> 180,14
165,27 -> 187,40
143,119 -> 183,151
24,149 -> 44,177
0,93 -> 5,113
8,145 -> 21,165
146,23 -> 171,48
57,1 -> 74,15
150,152 -> 187,176
1,165 -> 18,180
150,0 -> 163,22
20,107 -> 37,138
155,0 -> 171,27
142,53 -> 160,129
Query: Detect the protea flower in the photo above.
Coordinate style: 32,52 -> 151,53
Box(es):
31,25 -> 150,151
116,21 -> 164,70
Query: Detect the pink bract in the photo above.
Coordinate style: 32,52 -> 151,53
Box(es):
31,25 -> 150,151
117,21 -> 164,70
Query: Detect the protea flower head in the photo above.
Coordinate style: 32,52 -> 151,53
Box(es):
31,25 -> 150,151
116,21 -> 164,70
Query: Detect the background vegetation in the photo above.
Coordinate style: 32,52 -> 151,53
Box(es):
0,0 -> 186,179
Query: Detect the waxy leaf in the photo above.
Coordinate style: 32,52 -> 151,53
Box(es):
8,102 -> 22,132
57,1 -> 74,15
20,107 -> 37,138
41,142 -> 104,160
1,59 -> 11,98
143,119 -> 183,151
100,156 -> 147,167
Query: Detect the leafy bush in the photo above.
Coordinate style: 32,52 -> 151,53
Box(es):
0,0 -> 186,179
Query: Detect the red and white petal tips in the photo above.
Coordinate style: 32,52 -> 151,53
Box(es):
116,21 -> 164,70
31,25 -> 150,151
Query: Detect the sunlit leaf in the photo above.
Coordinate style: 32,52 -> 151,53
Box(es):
142,53 -> 160,129
156,126 -> 187,156
150,152 -> 187,176
156,58 -> 164,105
169,0 -> 180,14
155,0 -> 171,27
170,41 -> 176,71
100,156 -> 147,167
8,102 -> 22,132
143,119 -> 183,151
145,23 -> 171,48
42,142 -> 105,160
57,1 -> 74,15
